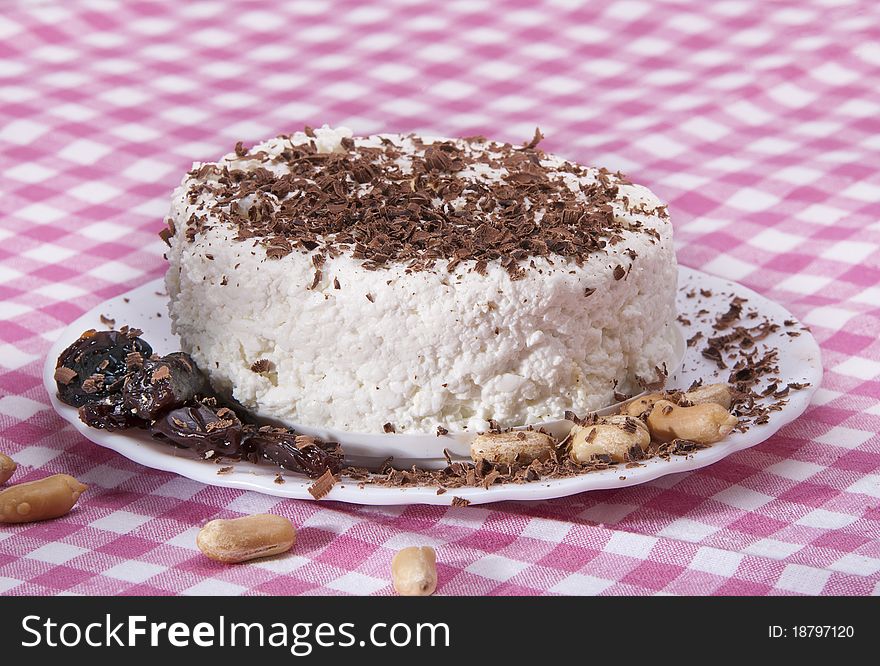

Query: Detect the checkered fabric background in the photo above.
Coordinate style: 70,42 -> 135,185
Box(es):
1,0 -> 879,596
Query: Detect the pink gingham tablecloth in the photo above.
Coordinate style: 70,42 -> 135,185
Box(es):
1,0 -> 879,596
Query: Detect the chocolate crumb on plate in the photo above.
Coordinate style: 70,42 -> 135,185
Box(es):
308,469 -> 336,499
451,496 -> 471,507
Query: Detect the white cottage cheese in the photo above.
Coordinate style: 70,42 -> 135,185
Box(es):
164,127 -> 678,434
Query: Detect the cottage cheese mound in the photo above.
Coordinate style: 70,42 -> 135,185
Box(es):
164,127 -> 678,434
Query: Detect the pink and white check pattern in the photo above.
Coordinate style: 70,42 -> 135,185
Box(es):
1,0 -> 879,596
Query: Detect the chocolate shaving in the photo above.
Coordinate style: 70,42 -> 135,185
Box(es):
54,366 -> 77,385
250,359 -> 272,373
521,127 -> 544,150
125,351 -> 144,370
309,269 -> 322,290
294,435 -> 317,449
701,346 -> 727,369
150,365 -> 171,383
182,131 -> 653,280
716,297 -> 746,329
159,219 -> 176,246
308,469 -> 336,500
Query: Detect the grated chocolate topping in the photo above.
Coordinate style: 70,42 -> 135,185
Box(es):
179,129 -> 667,278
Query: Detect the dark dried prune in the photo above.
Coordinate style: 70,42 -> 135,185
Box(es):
58,328 -> 349,477
55,329 -> 152,407
79,394 -> 146,431
151,403 -> 256,459
123,352 -> 209,420
248,430 -> 343,478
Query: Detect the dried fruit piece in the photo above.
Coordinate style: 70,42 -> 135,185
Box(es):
78,393 -> 145,431
249,429 -> 343,478
58,328 -> 347,480
123,352 -> 209,420
55,329 -> 152,407
151,403 -> 255,459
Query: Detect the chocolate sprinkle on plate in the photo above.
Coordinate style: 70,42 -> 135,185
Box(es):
307,469 -> 336,499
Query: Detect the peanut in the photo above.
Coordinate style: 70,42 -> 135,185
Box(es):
0,453 -> 16,485
470,430 -> 555,465
0,474 -> 87,523
646,400 -> 738,444
682,383 -> 733,409
197,514 -> 295,563
569,416 -> 650,463
391,546 -> 437,596
621,393 -> 666,417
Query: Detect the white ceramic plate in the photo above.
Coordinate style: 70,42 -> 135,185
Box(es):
44,266 -> 821,505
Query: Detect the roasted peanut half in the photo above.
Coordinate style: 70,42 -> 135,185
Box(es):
392,546 -> 437,596
646,400 -> 738,444
620,392 -> 666,417
470,430 -> 555,465
569,416 -> 650,463
197,514 -> 296,563
682,383 -> 733,409
0,453 -> 16,485
0,474 -> 87,523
